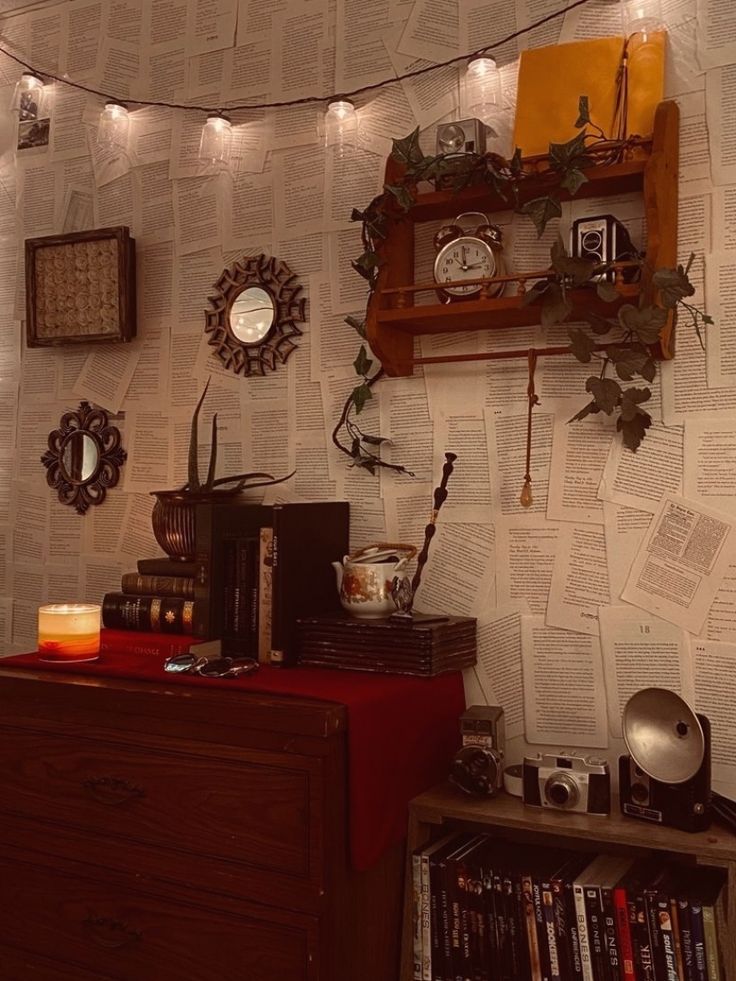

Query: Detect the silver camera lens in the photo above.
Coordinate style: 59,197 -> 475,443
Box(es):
438,124 -> 465,153
544,772 -> 580,809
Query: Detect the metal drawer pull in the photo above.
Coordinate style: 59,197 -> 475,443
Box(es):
83,914 -> 143,949
82,775 -> 146,805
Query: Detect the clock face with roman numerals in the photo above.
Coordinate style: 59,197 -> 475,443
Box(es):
434,235 -> 496,297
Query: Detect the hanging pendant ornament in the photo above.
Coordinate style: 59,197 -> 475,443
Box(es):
520,349 -> 539,509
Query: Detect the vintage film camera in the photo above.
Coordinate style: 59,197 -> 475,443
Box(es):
523,751 -> 611,815
450,705 -> 505,796
619,687 -> 712,833
571,213 -> 641,283
434,118 -> 487,190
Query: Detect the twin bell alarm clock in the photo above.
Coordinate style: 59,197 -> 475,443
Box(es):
433,211 -> 506,303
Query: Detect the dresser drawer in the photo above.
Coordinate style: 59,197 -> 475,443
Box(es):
0,857 -> 318,981
0,725 -> 321,880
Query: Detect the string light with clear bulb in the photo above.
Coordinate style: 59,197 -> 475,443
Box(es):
199,111 -> 233,167
97,101 -> 129,149
324,98 -> 358,159
12,71 -> 45,120
464,56 -> 511,155
620,0 -> 664,41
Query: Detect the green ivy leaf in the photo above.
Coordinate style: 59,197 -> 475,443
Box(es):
588,312 -> 618,335
548,130 -> 589,171
575,95 -> 591,128
352,455 -> 377,474
350,208 -> 364,222
390,127 -> 424,167
384,183 -> 415,211
541,282 -> 573,326
351,382 -> 373,414
653,265 -> 696,309
569,399 -> 601,422
559,167 -> 588,196
617,409 -> 652,451
521,281 -> 550,307
596,279 -> 620,303
586,375 -> 622,414
353,344 -> 373,377
509,147 -> 523,176
618,304 -> 667,344
519,196 -> 562,237
344,315 -> 367,338
552,253 -> 597,286
350,437 -> 361,458
568,327 -> 597,363
607,345 -> 651,381
619,386 -> 652,421
351,250 -> 382,282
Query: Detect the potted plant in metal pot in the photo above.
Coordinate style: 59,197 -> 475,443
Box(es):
150,381 -> 293,561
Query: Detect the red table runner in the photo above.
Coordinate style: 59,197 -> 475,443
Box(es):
5,650 -> 465,871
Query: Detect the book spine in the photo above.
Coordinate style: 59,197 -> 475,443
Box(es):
258,526 -> 274,663
701,904 -> 721,981
481,866 -> 497,981
193,502 -> 213,637
100,630 -> 191,656
269,507 -> 285,665
440,856 -> 454,981
541,880 -> 561,981
494,873 -> 509,981
632,889 -> 656,981
430,848 -> 448,981
412,851 -> 423,981
248,535 -> 259,651
564,880 -> 584,981
137,558 -> 198,577
224,538 -> 238,636
670,898 -> 686,981
646,887 -> 668,981
656,896 -> 680,981
601,886 -> 620,981
523,874 -> 542,981
511,874 -> 530,980
421,852 -> 432,981
585,886 -> 607,981
121,573 -> 195,598
677,898 -> 695,981
614,886 -> 636,981
574,884 -> 595,981
102,594 -> 194,634
690,904 -> 707,981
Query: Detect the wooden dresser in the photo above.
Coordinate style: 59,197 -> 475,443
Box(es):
0,665 -> 404,981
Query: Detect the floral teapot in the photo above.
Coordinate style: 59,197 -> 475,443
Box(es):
332,543 -> 417,618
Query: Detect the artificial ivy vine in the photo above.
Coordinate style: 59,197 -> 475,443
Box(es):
333,96 -> 711,473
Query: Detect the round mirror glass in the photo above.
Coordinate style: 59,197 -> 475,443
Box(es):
229,287 -> 274,344
61,431 -> 99,483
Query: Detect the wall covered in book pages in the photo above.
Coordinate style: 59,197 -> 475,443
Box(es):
1,0 -> 735,795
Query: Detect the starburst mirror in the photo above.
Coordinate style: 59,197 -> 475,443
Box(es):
204,253 -> 306,377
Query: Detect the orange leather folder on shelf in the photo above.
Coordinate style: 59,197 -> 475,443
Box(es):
512,32 -> 666,158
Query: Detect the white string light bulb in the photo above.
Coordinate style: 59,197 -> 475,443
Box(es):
199,112 -> 233,166
97,102 -> 129,149
465,56 -> 501,116
621,0 -> 664,41
12,71 -> 44,120
324,98 -> 358,159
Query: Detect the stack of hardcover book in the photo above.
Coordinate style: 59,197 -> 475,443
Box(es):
101,500 -> 349,667
101,556 -> 197,656
411,832 -> 725,981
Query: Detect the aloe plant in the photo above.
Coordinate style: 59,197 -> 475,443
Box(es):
183,380 -> 294,493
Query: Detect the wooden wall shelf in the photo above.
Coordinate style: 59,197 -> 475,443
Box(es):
366,101 -> 679,377
400,783 -> 736,981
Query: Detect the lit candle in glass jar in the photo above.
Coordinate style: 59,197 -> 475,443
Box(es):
37,604 -> 101,661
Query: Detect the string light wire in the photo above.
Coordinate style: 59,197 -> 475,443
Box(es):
0,0 -> 597,115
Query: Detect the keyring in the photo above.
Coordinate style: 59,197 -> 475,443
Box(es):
164,653 -> 203,673
195,657 -> 259,679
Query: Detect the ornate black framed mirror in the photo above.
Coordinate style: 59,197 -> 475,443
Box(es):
40,401 -> 127,514
204,253 -> 306,376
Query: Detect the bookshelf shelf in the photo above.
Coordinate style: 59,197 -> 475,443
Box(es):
366,100 -> 679,378
400,782 -> 736,980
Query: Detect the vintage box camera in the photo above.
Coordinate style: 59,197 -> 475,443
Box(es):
523,751 -> 610,815
434,118 -> 487,190
571,214 -> 640,282
619,714 -> 712,833
450,705 -> 505,796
